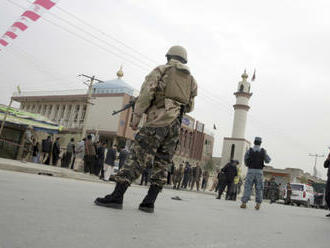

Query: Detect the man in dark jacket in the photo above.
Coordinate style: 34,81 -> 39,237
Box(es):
105,144 -> 117,178
118,147 -> 129,170
241,137 -> 271,210
269,177 -> 279,204
181,162 -> 191,189
84,135 -> 96,173
324,153 -> 330,217
41,136 -> 52,165
52,137 -> 61,166
191,163 -> 202,191
217,160 -> 238,199
96,142 -> 106,178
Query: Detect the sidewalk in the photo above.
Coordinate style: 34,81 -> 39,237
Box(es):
0,157 -> 100,183
0,157 -> 217,196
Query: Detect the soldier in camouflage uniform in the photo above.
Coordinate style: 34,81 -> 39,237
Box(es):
173,163 -> 184,189
95,46 -> 198,213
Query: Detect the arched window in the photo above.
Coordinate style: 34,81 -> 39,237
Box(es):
239,84 -> 244,92
230,144 -> 235,160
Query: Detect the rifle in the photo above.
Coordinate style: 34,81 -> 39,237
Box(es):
112,98 -> 136,116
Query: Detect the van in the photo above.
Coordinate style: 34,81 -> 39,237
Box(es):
285,183 -> 315,207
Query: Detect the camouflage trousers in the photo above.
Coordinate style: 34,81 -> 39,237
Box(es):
115,118 -> 180,187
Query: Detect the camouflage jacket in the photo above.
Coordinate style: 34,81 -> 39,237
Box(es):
133,59 -> 198,127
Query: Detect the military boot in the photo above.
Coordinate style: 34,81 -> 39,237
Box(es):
139,184 -> 162,213
94,182 -> 129,209
240,202 -> 247,209
255,203 -> 261,210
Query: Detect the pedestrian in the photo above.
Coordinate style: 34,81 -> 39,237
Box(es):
285,182 -> 292,205
52,137 -> 60,166
84,135 -> 96,173
118,147 -> 129,170
201,169 -> 209,191
217,160 -> 238,199
22,127 -> 33,162
104,144 -> 117,180
74,138 -> 85,172
323,153 -> 330,217
269,177 -> 278,204
95,45 -> 197,213
181,162 -> 191,188
41,136 -> 52,165
32,138 -> 40,163
229,165 -> 242,201
241,137 -> 271,210
63,138 -> 75,168
96,142 -> 106,178
188,163 -> 194,188
173,163 -> 184,189
167,161 -> 175,185
191,163 -> 202,191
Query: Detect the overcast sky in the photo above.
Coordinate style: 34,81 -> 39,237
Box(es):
1,0 -> 329,178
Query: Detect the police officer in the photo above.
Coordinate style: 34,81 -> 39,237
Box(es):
216,160 -> 238,200
95,46 -> 198,213
241,137 -> 271,210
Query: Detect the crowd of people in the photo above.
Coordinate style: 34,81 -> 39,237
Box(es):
22,132 -> 129,181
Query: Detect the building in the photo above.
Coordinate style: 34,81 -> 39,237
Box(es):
220,70 -> 252,176
263,166 -> 326,185
12,69 -> 136,148
174,115 -> 214,166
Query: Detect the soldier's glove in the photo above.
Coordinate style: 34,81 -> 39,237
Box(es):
130,113 -> 142,131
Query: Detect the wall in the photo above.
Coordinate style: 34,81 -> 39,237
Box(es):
86,96 -> 123,132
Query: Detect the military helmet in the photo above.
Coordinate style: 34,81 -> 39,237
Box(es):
166,45 -> 187,63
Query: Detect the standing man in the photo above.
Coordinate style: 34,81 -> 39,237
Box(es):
74,138 -> 85,172
96,142 -> 106,178
217,160 -> 238,199
269,177 -> 278,204
173,163 -> 184,189
241,137 -> 271,210
52,137 -> 61,166
181,162 -> 191,189
84,135 -> 96,174
285,182 -> 292,205
191,163 -> 202,191
201,169 -> 210,191
118,147 -> 129,170
95,45 -> 197,213
104,144 -> 117,178
324,153 -> 330,217
41,136 -> 52,164
64,138 -> 75,168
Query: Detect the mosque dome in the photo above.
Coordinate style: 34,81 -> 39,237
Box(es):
92,67 -> 134,96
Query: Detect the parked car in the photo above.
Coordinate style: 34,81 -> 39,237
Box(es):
284,183 -> 315,208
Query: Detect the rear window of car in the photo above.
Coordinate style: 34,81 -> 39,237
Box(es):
291,184 -> 304,191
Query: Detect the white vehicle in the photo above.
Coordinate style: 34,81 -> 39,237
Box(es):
285,183 -> 315,208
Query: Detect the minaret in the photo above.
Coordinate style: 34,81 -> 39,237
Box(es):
231,70 -> 252,138
220,70 -> 253,177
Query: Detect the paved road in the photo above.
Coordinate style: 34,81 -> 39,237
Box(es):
0,170 -> 329,248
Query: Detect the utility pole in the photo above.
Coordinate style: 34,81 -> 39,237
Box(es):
78,74 -> 103,139
0,97 -> 14,137
308,153 -> 325,177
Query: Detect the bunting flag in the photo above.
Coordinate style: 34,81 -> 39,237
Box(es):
0,0 -> 58,51
213,124 -> 217,130
251,69 -> 256,81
